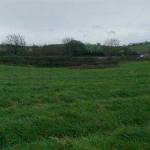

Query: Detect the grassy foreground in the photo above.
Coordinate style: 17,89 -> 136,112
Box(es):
0,61 -> 149,150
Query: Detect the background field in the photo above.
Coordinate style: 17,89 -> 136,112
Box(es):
0,61 -> 149,149
130,44 -> 150,54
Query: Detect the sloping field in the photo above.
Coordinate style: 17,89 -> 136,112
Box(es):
0,61 -> 149,150
130,44 -> 150,53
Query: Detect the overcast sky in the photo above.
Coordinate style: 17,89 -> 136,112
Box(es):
0,0 -> 150,45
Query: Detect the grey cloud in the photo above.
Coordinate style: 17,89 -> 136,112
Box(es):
92,25 -> 102,30
107,30 -> 116,35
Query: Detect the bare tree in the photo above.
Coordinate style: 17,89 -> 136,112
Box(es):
4,34 -> 26,55
104,38 -> 120,47
103,38 -> 120,57
62,37 -> 74,44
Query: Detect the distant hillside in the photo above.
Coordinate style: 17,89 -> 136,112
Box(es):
129,43 -> 150,54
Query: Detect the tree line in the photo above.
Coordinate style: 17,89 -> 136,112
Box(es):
0,34 -> 138,57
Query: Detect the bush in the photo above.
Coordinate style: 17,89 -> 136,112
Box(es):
64,40 -> 87,56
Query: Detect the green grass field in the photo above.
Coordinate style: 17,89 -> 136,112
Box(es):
0,61 -> 149,150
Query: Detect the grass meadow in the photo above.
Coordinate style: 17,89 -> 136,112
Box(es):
0,61 -> 149,149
